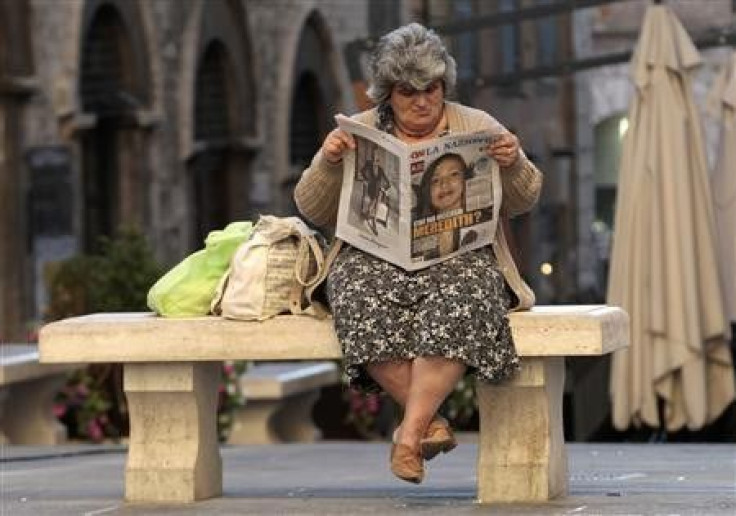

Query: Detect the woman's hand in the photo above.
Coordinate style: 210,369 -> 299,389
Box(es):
488,132 -> 520,168
322,128 -> 356,164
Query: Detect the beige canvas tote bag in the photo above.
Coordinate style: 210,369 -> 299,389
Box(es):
211,215 -> 327,320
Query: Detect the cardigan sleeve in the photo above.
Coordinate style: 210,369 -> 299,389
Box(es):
293,149 -> 343,229
459,106 -> 543,218
498,151 -> 543,218
294,110 -> 377,229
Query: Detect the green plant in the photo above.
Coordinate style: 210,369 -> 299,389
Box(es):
46,228 -> 162,320
442,373 -> 478,430
48,227 -> 162,441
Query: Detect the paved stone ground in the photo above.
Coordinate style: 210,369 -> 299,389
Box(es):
1,442 -> 735,515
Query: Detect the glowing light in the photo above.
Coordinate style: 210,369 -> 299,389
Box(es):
540,262 -> 554,276
618,118 -> 629,138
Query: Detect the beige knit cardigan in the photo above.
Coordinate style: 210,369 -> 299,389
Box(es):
294,101 -> 543,310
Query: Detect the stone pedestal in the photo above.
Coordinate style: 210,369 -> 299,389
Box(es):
476,357 -> 567,503
228,390 -> 321,444
0,375 -> 68,445
124,362 -> 222,502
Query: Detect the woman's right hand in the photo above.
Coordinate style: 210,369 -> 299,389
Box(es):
322,128 -> 356,164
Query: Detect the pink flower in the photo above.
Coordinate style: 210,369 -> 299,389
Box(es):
86,419 -> 104,441
349,390 -> 365,413
76,384 -> 90,397
53,403 -> 67,418
365,394 -> 380,414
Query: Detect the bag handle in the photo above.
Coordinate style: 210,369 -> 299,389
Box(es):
294,233 -> 325,288
291,228 -> 328,318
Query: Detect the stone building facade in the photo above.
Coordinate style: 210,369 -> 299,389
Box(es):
0,0 -> 398,341
0,0 -> 36,342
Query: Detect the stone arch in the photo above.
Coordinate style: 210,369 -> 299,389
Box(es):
587,64 -> 633,127
77,0 -> 154,251
182,0 -> 258,247
275,8 -> 344,214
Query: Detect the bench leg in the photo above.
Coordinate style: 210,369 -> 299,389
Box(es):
228,399 -> 281,445
476,357 -> 567,503
0,375 -> 68,445
124,362 -> 222,502
275,390 -> 321,442
228,391 -> 321,445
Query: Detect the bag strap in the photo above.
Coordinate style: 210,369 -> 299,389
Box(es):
294,234 -> 325,288
290,223 -> 328,318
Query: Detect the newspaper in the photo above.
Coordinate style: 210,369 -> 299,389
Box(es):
335,114 -> 502,271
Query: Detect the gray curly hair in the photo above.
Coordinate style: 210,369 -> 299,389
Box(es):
366,23 -> 457,105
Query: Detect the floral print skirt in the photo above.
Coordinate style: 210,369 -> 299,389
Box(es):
326,245 -> 520,392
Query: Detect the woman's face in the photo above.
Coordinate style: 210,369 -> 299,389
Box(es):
390,80 -> 444,137
430,156 -> 465,212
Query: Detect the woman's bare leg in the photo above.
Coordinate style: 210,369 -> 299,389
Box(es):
366,361 -> 411,406
396,357 -> 466,449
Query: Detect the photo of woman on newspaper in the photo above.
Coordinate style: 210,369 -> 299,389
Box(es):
412,152 -> 489,259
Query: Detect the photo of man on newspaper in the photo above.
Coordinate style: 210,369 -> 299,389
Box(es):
346,137 -> 400,239
411,151 -> 496,261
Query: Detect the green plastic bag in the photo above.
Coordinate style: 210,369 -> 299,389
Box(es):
147,221 -> 254,317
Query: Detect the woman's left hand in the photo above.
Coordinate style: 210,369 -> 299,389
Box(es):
488,132 -> 520,168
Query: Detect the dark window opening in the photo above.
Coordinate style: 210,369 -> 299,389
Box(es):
79,5 -> 133,250
80,5 -> 138,117
286,71 -> 324,215
81,119 -> 118,251
192,41 -> 235,245
195,42 -> 232,143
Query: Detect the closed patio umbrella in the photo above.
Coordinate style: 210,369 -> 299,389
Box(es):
708,52 -> 736,325
607,5 -> 735,432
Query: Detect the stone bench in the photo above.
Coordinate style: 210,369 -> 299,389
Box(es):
0,344 -> 77,444
227,361 -> 339,445
38,305 -> 628,504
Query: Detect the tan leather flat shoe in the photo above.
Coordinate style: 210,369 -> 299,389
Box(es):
390,443 -> 424,484
420,417 -> 457,461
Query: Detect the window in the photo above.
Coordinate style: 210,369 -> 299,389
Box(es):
499,0 -> 519,75
594,114 -> 627,228
453,0 -> 477,82
536,0 -> 557,68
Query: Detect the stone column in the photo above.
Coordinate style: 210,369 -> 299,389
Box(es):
476,357 -> 567,503
228,390 -> 321,445
124,361 -> 222,502
0,375 -> 68,444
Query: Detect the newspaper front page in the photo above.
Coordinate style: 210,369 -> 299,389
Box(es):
335,115 -> 502,271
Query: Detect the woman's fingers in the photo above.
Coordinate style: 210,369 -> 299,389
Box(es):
323,129 -> 356,164
488,132 -> 520,168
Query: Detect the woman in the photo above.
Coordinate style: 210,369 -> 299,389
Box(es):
294,23 -> 542,484
414,152 -> 471,258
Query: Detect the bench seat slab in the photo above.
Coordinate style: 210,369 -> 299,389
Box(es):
477,357 -> 566,503
124,362 -> 222,502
